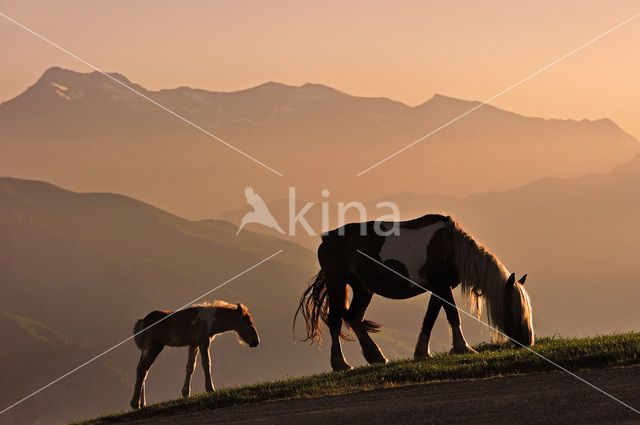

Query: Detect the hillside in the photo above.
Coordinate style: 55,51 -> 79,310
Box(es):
0,312 -> 128,425
79,333 -> 640,424
0,178 -> 324,424
0,67 -> 637,218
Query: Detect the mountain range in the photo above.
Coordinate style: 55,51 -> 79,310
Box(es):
1,67 -> 637,218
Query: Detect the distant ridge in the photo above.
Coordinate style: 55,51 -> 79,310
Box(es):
0,67 -> 637,218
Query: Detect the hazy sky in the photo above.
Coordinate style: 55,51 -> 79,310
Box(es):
1,1 -> 639,137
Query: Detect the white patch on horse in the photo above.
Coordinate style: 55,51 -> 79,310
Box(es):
193,307 -> 217,330
379,221 -> 446,283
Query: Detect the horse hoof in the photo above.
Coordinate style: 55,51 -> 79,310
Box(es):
331,360 -> 353,372
370,354 -> 388,365
130,400 -> 140,410
414,353 -> 432,361
363,350 -> 388,365
450,345 -> 478,355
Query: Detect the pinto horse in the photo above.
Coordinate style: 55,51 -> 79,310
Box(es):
295,214 -> 533,371
130,301 -> 259,409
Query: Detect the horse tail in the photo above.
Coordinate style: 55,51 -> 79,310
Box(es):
361,319 -> 382,333
294,270 -> 332,343
295,270 -> 363,343
294,271 -> 328,343
133,319 -> 146,349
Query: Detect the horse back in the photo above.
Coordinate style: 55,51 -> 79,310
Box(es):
144,310 -> 171,322
317,214 -> 455,296
136,308 -> 206,348
320,214 -> 451,252
322,214 -> 450,240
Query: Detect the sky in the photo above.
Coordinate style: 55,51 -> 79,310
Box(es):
1,0 -> 639,137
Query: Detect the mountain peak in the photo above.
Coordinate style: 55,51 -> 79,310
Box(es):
254,81 -> 290,89
14,67 -> 145,105
37,67 -> 135,86
39,66 -> 74,80
423,93 -> 482,107
431,93 -> 455,100
301,82 -> 335,91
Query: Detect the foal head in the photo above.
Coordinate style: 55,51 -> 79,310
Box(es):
232,303 -> 260,348
503,273 -> 534,346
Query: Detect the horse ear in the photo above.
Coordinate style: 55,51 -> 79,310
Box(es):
518,274 -> 527,285
236,303 -> 242,312
507,273 -> 516,285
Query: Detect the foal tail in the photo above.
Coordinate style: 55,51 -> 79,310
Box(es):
293,271 -> 381,344
133,319 -> 145,349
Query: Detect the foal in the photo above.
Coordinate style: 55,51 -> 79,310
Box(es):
130,301 -> 259,409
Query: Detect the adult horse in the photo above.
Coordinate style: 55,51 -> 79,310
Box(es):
295,214 -> 533,371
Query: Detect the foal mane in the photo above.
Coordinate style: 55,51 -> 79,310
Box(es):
448,219 -> 510,335
191,300 -> 248,314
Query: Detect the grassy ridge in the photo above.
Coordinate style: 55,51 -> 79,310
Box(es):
79,333 -> 640,424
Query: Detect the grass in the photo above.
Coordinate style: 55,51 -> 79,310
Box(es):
77,333 -> 640,424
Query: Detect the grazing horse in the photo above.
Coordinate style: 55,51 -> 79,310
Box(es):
130,301 -> 259,409
295,214 -> 533,371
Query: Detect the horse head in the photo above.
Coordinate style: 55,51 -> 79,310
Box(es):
503,273 -> 534,346
234,303 -> 260,348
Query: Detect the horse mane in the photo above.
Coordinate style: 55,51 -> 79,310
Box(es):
191,300 -> 248,314
448,218 -> 510,336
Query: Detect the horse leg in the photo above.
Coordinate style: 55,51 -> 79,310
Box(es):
130,343 -> 164,409
345,284 -> 387,365
414,294 -> 443,360
140,381 -> 145,408
327,278 -> 352,371
181,345 -> 199,397
200,340 -> 215,392
440,286 -> 477,354
131,352 -> 145,409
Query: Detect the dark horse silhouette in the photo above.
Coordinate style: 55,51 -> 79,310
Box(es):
295,214 -> 533,371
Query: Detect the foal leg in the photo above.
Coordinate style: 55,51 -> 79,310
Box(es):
440,286 -> 477,354
130,344 -> 163,409
414,294 -> 443,360
200,340 -> 215,392
328,279 -> 352,371
345,285 -> 387,365
131,352 -> 145,409
181,345 -> 199,397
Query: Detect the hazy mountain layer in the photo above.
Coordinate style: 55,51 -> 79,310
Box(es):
1,67 -> 637,218
0,311 -> 127,425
